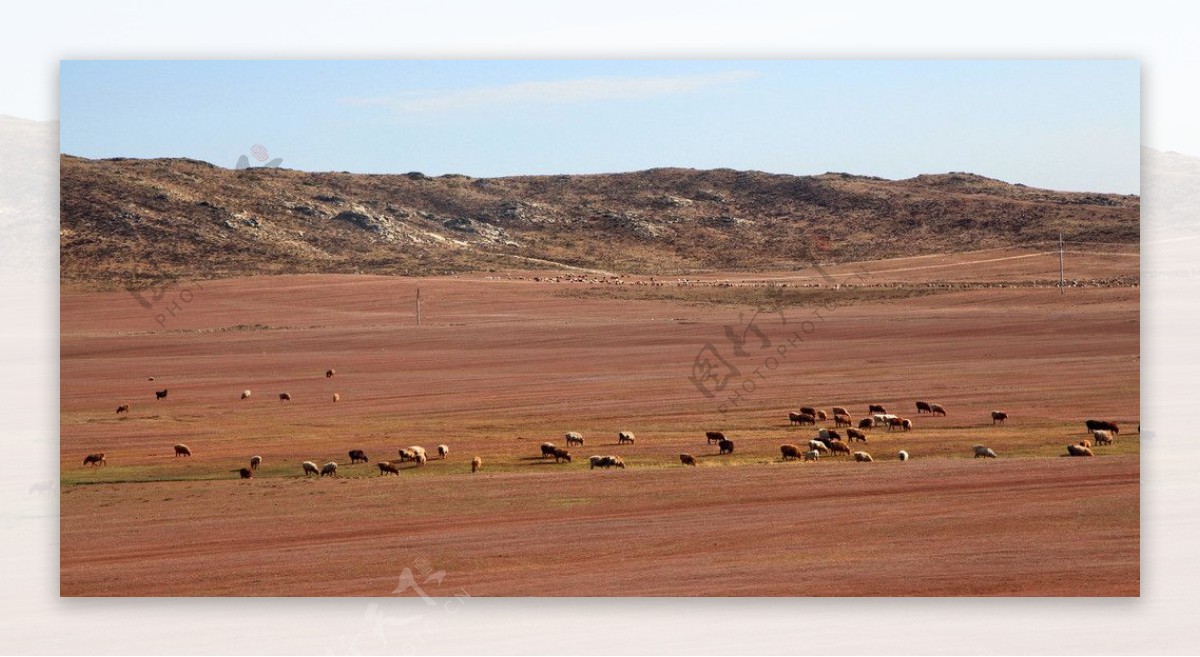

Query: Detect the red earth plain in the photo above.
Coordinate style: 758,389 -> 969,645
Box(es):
60,248 -> 1139,596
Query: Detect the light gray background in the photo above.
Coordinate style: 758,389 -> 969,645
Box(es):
2,1 -> 1195,654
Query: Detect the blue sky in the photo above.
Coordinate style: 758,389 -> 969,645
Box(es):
59,60 -> 1140,193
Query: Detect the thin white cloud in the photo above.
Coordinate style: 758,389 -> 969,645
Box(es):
343,70 -> 761,112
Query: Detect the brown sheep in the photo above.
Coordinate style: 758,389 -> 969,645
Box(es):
916,401 -> 932,414
868,404 -> 886,414
348,449 -> 369,464
553,447 -> 572,463
853,451 -> 874,462
705,431 -> 725,444
1085,419 -> 1120,435
794,413 -> 817,426
901,418 -> 913,431
887,417 -> 905,431
155,389 -> 169,400
679,453 -> 697,466
834,413 -> 852,428
378,461 -> 401,476
325,369 -> 335,378
816,410 -> 828,421
799,406 -> 817,417
279,392 -> 291,401
718,439 -> 734,455
832,406 -> 849,417
173,444 -> 191,457
83,453 -> 106,467
858,417 -> 875,429
115,404 -> 130,414
239,467 -> 253,479
991,410 -> 1008,425
929,403 -> 947,416
788,412 -> 803,425
846,428 -> 867,442
1067,444 -> 1095,457
332,393 -> 340,403
540,442 -> 558,458
780,444 -> 802,461
829,441 -> 852,456
471,456 -> 482,473
250,455 -> 262,470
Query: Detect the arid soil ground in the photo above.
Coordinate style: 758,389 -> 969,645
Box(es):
60,248 -> 1139,596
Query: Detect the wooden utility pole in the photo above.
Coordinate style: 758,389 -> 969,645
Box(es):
416,288 -> 422,326
1058,234 -> 1065,295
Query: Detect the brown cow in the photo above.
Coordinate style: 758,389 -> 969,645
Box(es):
679,453 -> 698,466
887,417 -> 905,431
155,389 -> 168,400
348,449 -> 369,463
718,439 -> 734,455
916,401 -> 932,414
115,404 -> 130,414
706,431 -> 726,444
991,410 -> 1008,425
1085,419 -> 1120,434
553,447 -> 572,463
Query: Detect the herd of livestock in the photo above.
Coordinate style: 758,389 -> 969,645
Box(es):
77,371 -> 1129,480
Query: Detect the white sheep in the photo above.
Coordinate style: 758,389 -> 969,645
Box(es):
320,461 -> 338,477
973,445 -> 997,458
437,444 -> 449,459
250,455 -> 262,470
853,451 -> 873,462
566,432 -> 585,446
241,389 -> 251,400
302,461 -> 319,476
808,439 -> 830,454
1092,430 -> 1114,445
897,450 -> 909,461
618,431 -> 635,444
802,450 -> 820,462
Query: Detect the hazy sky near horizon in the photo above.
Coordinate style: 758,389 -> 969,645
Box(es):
59,60 -> 1140,193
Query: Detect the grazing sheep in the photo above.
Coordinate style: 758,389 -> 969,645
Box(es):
830,441 -> 853,456
618,431 -> 635,445
415,453 -> 427,466
83,453 -> 106,467
868,404 -> 886,414
1093,430 -> 1114,445
803,450 -> 820,462
408,446 -> 427,459
853,451 -> 874,462
1067,444 -> 1095,457
916,401 -> 932,414
398,448 -> 418,462
250,455 -> 262,470
901,418 -> 913,431
832,406 -> 849,417
115,404 -> 130,414
887,417 -> 905,431
332,393 -> 340,403
1085,419 -> 1120,435
239,467 -> 253,479
553,447 -> 572,463
816,410 -> 828,421
155,389 -> 168,400
679,453 -> 697,466
780,444 -> 802,461
378,461 -> 401,476
991,410 -> 1008,425
834,413 -> 852,428
348,449 -> 369,464
800,406 -> 817,417
540,442 -> 558,458
808,440 -> 830,454
173,444 -> 191,457
1078,439 -> 1092,449
471,456 -> 482,473
846,428 -> 867,442
788,412 -> 803,425
325,369 -> 335,378
437,444 -> 449,459
718,439 -> 734,455
858,418 -> 875,429
794,413 -> 817,426
240,390 -> 251,400
819,428 -> 842,441
302,461 -> 319,476
320,461 -> 338,477
897,450 -> 909,461
565,432 -> 585,446
876,413 -> 898,426
705,431 -> 726,444
590,455 -> 626,469
279,392 -> 291,401
930,403 -> 947,416
973,445 -> 997,459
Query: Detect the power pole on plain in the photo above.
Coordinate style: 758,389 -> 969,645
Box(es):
416,288 -> 422,326
1058,234 -> 1065,295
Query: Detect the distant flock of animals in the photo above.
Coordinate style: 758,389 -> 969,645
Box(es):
84,376 -> 1130,477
